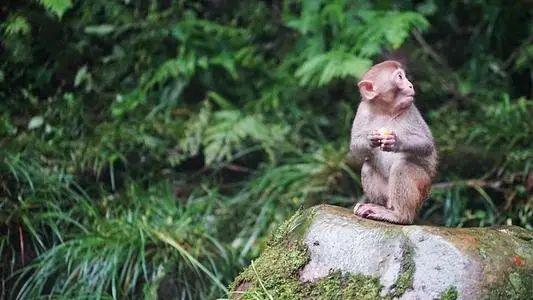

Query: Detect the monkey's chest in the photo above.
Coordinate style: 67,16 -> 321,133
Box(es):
372,151 -> 402,178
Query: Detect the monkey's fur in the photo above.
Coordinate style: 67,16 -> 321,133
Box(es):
350,61 -> 437,224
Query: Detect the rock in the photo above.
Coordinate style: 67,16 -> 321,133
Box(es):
230,205 -> 533,300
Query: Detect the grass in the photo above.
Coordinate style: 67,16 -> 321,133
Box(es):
1,155 -> 233,299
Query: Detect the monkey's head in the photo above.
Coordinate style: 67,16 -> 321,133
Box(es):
357,60 -> 415,113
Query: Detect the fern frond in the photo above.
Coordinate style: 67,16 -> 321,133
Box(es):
295,51 -> 371,86
2,15 -> 30,36
355,11 -> 429,54
34,0 -> 72,18
175,102 -> 288,166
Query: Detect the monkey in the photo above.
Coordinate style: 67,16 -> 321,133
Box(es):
349,60 -> 437,224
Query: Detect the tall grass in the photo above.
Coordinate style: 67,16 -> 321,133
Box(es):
1,156 -> 233,299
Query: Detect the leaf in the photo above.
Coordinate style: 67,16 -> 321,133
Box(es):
296,51 -> 372,87
28,116 -> 44,130
3,15 -> 31,36
207,92 -> 234,110
144,58 -> 184,92
84,25 -> 116,36
35,0 -> 72,18
353,10 -> 429,53
111,90 -> 146,117
74,65 -> 88,87
417,0 -> 438,16
295,54 -> 328,86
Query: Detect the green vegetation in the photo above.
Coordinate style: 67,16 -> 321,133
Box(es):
439,286 -> 458,300
1,0 -> 531,299
231,237 -> 385,300
389,243 -> 415,298
488,269 -> 533,300
230,238 -> 309,299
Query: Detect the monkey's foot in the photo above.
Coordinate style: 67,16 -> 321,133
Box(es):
354,203 -> 380,218
354,203 -> 408,224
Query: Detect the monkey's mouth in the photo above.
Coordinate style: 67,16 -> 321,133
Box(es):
397,90 -> 415,99
396,95 -> 414,111
401,93 -> 414,102
404,92 -> 415,101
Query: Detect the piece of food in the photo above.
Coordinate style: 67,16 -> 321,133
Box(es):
378,128 -> 393,136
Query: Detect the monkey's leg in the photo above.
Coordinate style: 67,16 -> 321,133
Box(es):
361,163 -> 388,204
358,162 -> 431,224
355,163 -> 388,215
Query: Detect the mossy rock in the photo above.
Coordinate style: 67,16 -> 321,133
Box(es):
230,205 -> 533,299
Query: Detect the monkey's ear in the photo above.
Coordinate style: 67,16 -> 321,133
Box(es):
357,80 -> 377,101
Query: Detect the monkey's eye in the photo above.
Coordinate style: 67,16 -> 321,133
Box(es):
398,73 -> 403,80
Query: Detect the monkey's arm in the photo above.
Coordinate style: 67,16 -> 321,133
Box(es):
350,131 -> 370,156
380,132 -> 434,156
397,109 -> 435,156
397,133 -> 434,156
350,116 -> 379,161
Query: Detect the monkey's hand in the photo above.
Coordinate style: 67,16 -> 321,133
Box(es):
367,130 -> 382,148
379,131 -> 399,152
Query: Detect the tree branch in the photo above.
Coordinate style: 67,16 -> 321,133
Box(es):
432,179 -> 502,191
411,29 -> 450,70
411,29 -> 470,102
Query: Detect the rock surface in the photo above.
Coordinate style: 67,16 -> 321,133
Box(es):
231,205 -> 533,300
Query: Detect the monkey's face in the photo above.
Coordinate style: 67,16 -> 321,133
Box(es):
389,68 -> 415,111
358,61 -> 416,113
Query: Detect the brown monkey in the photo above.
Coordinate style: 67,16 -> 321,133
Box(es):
350,60 -> 437,224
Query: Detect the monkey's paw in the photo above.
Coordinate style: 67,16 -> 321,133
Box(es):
379,132 -> 398,152
353,203 -> 376,218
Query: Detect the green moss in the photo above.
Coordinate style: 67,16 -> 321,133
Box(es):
302,271 -> 383,300
229,239 -> 309,299
229,209 -> 312,299
233,263 -> 388,300
305,272 -> 344,300
389,242 -> 415,298
343,273 -> 383,300
270,208 -> 312,245
488,269 -> 533,300
231,238 -> 381,300
439,286 -> 458,300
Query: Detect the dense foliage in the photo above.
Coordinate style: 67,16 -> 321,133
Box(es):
1,0 -> 531,299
